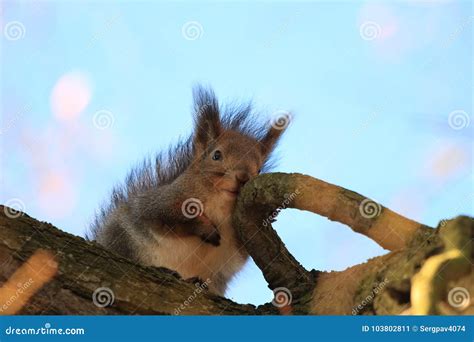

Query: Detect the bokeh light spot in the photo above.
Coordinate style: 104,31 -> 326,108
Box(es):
50,71 -> 92,121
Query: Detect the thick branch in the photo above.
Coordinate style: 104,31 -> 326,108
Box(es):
0,206 -> 266,315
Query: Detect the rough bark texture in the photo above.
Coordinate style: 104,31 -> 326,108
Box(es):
0,208 -> 263,315
0,173 -> 472,315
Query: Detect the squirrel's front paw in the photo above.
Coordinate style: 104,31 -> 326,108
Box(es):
193,215 -> 221,246
199,230 -> 221,246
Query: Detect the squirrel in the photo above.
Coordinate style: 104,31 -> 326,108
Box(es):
87,86 -> 288,295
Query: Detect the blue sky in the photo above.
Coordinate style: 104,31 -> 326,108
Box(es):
1,0 -> 472,305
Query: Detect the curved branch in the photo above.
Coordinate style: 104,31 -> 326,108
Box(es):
232,174 -> 315,305
233,172 -> 432,311
235,173 -> 431,250
291,173 -> 432,250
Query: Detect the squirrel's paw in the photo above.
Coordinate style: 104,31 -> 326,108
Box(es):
199,229 -> 221,246
194,216 -> 221,246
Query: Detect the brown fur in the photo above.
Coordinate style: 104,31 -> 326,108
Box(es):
88,86 -> 288,295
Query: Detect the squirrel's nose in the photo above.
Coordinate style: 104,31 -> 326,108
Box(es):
235,171 -> 250,185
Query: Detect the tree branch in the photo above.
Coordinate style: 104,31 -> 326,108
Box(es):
0,207 -> 264,315
232,173 -> 469,314
0,173 -> 470,315
411,216 -> 473,314
235,173 -> 431,252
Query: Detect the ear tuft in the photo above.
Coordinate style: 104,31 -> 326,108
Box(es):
192,85 -> 222,150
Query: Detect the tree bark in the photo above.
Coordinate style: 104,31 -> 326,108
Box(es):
0,173 -> 471,315
0,208 -> 266,315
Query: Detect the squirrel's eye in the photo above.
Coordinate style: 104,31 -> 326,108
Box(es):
212,150 -> 222,161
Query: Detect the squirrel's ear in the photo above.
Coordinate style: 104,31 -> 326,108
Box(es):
192,86 -> 222,151
260,115 -> 291,156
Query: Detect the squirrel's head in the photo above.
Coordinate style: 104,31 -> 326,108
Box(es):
190,86 -> 289,200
